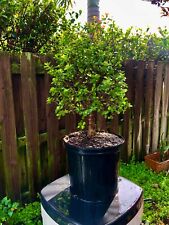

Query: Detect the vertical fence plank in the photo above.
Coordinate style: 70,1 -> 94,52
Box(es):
0,150 -> 5,196
11,54 -> 25,136
20,53 -> 41,199
133,61 -> 145,160
64,114 -> 76,173
0,59 -> 5,196
36,72 -> 48,185
122,60 -> 135,161
97,114 -> 107,132
36,74 -> 47,133
160,63 -> 169,139
65,114 -> 76,134
143,61 -> 154,155
45,71 -> 61,181
0,70 -> 5,196
0,54 -> 21,200
12,74 -> 24,136
12,74 -> 27,198
152,62 -> 163,152
111,115 -> 119,134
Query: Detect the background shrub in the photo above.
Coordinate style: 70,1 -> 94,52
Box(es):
0,0 -> 67,52
0,197 -> 19,225
9,202 -> 42,225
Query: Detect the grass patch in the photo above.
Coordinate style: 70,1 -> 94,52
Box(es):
120,162 -> 169,225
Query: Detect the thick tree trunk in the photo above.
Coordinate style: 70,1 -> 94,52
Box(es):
87,0 -> 100,22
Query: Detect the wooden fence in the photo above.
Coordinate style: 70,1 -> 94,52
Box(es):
0,53 -> 169,201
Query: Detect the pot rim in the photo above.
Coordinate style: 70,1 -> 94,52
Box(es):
63,131 -> 124,155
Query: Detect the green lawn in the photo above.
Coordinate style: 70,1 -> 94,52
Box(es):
120,162 -> 169,225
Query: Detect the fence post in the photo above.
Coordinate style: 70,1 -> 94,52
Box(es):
20,53 -> 41,199
122,60 -> 135,162
160,63 -> 169,139
133,61 -> 145,160
0,54 -> 21,200
152,62 -> 163,152
143,61 -> 154,155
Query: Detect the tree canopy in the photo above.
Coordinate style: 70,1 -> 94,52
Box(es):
151,0 -> 169,16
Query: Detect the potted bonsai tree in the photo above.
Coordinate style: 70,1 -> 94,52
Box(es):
145,134 -> 169,172
46,16 -> 130,203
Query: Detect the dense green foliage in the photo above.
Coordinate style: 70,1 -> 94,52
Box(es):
0,0 -> 169,60
113,26 -> 169,61
120,162 -> 169,225
0,0 -> 69,52
0,197 -> 19,225
46,17 -> 132,130
46,15 -> 169,131
0,198 -> 41,225
9,202 -> 42,225
147,28 -> 169,61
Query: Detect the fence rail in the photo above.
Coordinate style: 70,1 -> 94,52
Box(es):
0,53 -> 169,200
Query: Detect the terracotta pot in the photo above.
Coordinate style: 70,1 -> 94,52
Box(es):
145,152 -> 169,172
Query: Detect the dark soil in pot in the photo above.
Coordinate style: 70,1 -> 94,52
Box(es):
64,131 -> 124,203
64,131 -> 124,149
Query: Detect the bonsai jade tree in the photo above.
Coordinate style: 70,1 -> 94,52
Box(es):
46,17 -> 130,203
46,17 -> 130,136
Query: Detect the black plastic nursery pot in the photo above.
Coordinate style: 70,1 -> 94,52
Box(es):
63,132 -> 124,203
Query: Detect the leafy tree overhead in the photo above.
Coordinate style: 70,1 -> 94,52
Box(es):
151,0 -> 168,5
55,0 -> 74,8
144,0 -> 169,15
0,0 -> 73,52
151,0 -> 169,16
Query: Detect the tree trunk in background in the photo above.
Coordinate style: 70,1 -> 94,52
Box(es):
87,0 -> 100,22
87,0 -> 100,134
